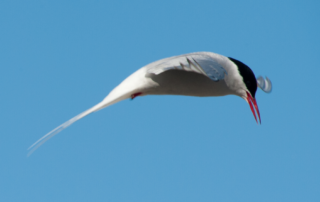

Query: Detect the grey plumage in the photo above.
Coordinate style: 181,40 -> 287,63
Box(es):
257,76 -> 272,93
147,53 -> 227,81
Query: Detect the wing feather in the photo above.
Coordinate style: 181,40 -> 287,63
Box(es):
257,76 -> 272,93
147,53 -> 227,81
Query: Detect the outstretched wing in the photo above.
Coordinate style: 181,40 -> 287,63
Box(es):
147,53 -> 227,81
257,76 -> 272,93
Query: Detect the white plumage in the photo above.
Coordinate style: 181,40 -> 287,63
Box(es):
28,52 -> 271,155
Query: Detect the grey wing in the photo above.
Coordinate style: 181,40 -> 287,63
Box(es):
147,53 -> 228,81
257,76 -> 272,93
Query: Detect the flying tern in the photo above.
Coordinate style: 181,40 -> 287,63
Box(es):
28,52 -> 272,155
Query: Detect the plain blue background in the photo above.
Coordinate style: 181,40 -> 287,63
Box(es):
1,1 -> 319,201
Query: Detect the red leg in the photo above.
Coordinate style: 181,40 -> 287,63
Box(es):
131,92 -> 142,100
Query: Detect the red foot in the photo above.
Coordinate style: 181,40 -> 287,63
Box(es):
131,92 -> 142,100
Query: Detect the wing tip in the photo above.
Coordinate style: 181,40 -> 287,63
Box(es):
257,76 -> 272,93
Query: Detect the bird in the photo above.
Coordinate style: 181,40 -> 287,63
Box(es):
28,51 -> 272,155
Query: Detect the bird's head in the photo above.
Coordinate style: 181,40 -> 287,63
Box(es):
228,57 -> 272,124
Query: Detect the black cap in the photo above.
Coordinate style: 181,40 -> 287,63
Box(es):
228,57 -> 257,98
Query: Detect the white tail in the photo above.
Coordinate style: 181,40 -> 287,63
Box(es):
27,93 -> 131,156
28,66 -> 149,156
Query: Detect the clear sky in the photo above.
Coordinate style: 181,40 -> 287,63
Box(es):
1,0 -> 319,201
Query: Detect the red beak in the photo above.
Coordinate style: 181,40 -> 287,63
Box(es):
246,91 -> 261,124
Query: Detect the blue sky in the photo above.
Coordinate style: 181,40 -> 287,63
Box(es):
1,0 -> 319,201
